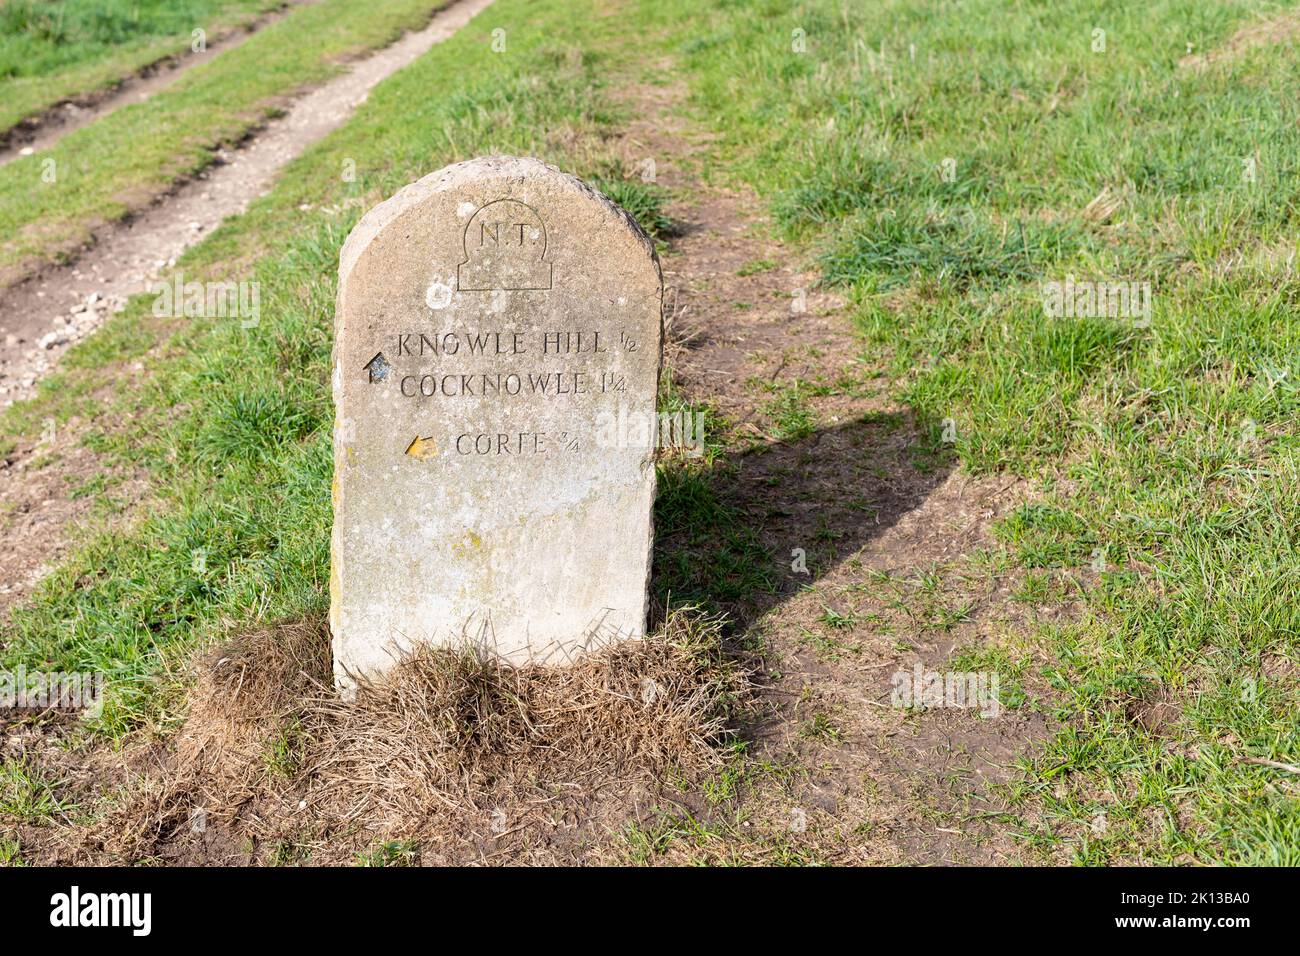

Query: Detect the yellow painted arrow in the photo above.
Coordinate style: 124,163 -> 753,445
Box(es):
405,435 -> 438,460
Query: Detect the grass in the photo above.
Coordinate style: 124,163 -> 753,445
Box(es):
594,173 -> 676,246
0,0 -> 676,739
799,712 -> 842,743
653,458 -> 777,610
0,757 -> 67,823
761,378 -> 817,442
0,0 -> 455,283
644,0 -> 1300,864
263,716 -> 305,778
0,0 -> 282,134
356,839 -> 420,866
2,0 -> 1299,866
63,613 -> 746,864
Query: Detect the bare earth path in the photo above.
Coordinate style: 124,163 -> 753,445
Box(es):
0,0 -> 494,613
0,1 -> 316,170
610,79 -> 1049,865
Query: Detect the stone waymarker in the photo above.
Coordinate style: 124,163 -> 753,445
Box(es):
331,156 -> 663,691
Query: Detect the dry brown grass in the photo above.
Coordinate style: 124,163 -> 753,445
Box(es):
1180,10 -> 1300,71
55,609 -> 748,865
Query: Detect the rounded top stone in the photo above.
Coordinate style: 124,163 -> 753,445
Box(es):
339,155 -> 657,287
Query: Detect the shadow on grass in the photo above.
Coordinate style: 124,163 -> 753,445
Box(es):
651,407 -> 955,642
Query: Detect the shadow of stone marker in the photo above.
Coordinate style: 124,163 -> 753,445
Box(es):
332,156 -> 664,695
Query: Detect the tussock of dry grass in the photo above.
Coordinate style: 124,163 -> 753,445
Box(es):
77,610 -> 747,864
309,628 -> 740,819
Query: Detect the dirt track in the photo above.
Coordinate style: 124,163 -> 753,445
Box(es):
0,0 -> 495,409
0,0 -> 495,613
0,1 -> 316,170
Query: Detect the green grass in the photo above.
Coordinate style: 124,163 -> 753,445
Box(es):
0,0 -> 454,281
760,378 -> 818,442
799,712 -> 842,743
594,174 -> 676,244
621,806 -> 824,866
355,839 -> 420,866
737,258 -> 776,276
653,459 -> 777,610
263,716 -> 304,778
0,0 -> 671,739
643,0 -> 1300,864
4,0 -> 1300,866
0,0 -> 282,134
0,838 -> 23,865
0,757 -> 67,823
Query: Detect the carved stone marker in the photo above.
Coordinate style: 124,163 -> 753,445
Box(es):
331,156 -> 663,691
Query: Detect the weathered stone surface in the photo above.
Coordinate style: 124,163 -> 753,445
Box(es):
331,156 -> 663,691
